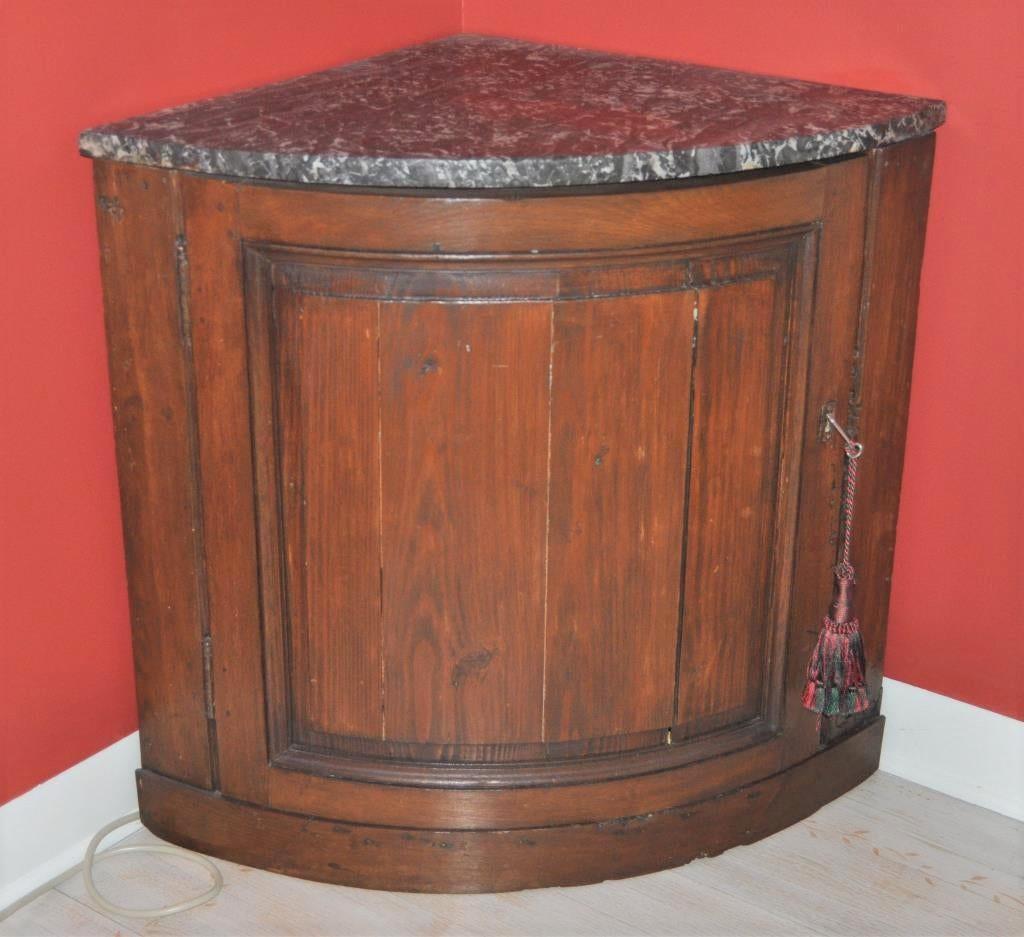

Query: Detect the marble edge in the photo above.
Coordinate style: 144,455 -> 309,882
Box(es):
78,100 -> 945,189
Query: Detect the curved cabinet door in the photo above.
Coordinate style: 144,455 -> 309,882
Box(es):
241,233 -> 813,770
174,158 -> 873,819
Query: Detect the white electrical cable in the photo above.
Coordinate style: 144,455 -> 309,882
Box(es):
82,812 -> 223,919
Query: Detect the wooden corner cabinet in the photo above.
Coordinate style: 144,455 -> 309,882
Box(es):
83,36 -> 942,892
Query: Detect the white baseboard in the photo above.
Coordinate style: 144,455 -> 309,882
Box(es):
880,677 -> 1024,821
0,732 -> 141,913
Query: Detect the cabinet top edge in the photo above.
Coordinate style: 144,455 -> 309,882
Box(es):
79,34 -> 945,190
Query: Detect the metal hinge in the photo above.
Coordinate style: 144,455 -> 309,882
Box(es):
201,634 -> 215,719
174,233 -> 189,270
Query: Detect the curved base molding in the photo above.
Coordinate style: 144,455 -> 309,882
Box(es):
138,719 -> 882,893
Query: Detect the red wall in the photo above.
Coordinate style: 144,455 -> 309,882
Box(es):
2,0 -> 1019,807
0,0 -> 460,806
464,0 -> 1024,721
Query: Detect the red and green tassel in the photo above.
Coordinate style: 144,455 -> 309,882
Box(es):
802,430 -> 871,718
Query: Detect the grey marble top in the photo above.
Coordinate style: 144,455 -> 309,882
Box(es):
79,35 -> 945,189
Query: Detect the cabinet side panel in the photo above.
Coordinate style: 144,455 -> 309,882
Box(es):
93,161 -> 212,787
273,290 -> 384,739
855,136 -> 936,701
545,292 -> 695,740
675,278 -> 788,736
380,302 -> 550,745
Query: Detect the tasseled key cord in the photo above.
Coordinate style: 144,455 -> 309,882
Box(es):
802,420 -> 870,723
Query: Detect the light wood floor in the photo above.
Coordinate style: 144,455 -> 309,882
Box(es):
2,772 -> 1021,936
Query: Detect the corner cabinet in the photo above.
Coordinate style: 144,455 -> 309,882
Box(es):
85,36 -> 941,892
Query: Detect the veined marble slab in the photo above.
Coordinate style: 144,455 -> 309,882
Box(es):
80,35 -> 945,188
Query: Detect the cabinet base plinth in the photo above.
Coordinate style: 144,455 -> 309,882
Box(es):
137,719 -> 881,893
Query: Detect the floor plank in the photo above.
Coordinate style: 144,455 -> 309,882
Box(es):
554,870 -> 817,936
815,791 -> 1023,912
0,889 -> 138,937
1,772 -> 1020,937
55,833 -> 446,936
386,889 -> 643,937
846,772 -> 1024,876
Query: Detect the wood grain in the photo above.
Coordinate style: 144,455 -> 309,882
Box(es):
93,161 -> 212,788
545,290 -> 695,740
379,302 -> 550,745
675,277 -> 789,736
272,288 -> 383,739
179,173 -> 265,802
237,168 -> 824,254
779,155 -> 871,763
851,135 -> 936,707
265,734 -> 782,830
136,720 -> 883,894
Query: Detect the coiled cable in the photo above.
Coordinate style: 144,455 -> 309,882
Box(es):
82,812 -> 222,919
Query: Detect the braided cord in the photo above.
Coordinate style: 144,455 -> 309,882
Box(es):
837,444 -> 858,577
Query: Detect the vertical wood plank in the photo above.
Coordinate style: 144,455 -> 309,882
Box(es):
379,302 -> 550,745
779,156 -> 868,761
854,136 -> 936,701
545,292 -> 695,741
273,289 -> 383,739
181,174 -> 267,802
675,277 -> 788,736
93,161 -> 212,788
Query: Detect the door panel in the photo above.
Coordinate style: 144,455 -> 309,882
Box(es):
379,302 -> 551,746
276,292 -> 384,739
545,292 -> 696,741
239,229 -> 813,778
675,278 -> 791,737
248,282 -> 384,743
